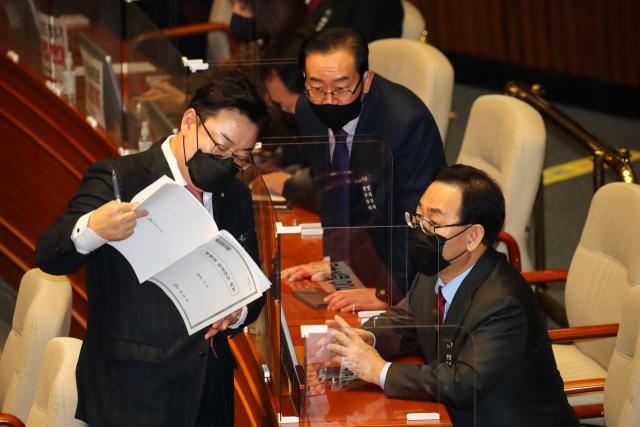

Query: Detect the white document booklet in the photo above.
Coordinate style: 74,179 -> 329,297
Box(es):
108,176 -> 270,335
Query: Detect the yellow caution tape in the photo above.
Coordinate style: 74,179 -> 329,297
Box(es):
543,150 -> 640,186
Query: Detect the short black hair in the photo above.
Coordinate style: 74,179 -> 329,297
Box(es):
187,75 -> 269,136
433,165 -> 505,247
260,27 -> 314,94
299,27 -> 369,76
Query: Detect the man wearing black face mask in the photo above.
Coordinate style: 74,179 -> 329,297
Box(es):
321,165 -> 579,427
269,28 -> 447,312
35,76 -> 269,427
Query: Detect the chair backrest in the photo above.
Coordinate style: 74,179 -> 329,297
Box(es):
401,0 -> 425,40
206,0 -> 233,62
368,38 -> 454,142
567,182 -> 640,370
0,269 -> 72,423
25,338 -> 86,427
455,95 -> 546,272
604,286 -> 640,427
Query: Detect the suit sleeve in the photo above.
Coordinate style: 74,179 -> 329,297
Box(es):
361,278 -> 421,360
35,159 -> 118,276
383,296 -> 528,408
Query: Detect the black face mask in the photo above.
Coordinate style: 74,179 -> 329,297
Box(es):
230,13 -> 260,43
183,122 -> 239,195
308,72 -> 367,132
408,227 -> 468,277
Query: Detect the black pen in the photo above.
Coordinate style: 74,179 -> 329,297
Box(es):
112,169 -> 121,203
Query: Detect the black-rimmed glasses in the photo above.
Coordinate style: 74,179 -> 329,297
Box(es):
197,114 -> 254,170
405,211 -> 471,235
304,75 -> 363,102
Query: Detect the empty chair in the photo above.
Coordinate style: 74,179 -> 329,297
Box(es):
401,0 -> 426,40
456,95 -> 546,272
602,286 -> 640,426
0,270 -> 72,424
551,182 -> 640,418
25,338 -> 85,427
369,39 -> 454,142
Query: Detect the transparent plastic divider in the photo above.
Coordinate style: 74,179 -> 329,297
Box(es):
302,324 -> 476,425
125,2 -> 187,152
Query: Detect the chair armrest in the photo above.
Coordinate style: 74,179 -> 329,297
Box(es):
522,269 -> 568,284
0,413 -> 25,427
564,378 -> 606,395
496,231 -> 522,271
549,323 -> 619,343
573,403 -> 604,419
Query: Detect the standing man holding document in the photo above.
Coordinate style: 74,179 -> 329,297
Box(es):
35,76 -> 269,427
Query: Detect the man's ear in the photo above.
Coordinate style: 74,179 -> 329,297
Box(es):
363,70 -> 375,94
180,108 -> 197,135
466,224 -> 485,253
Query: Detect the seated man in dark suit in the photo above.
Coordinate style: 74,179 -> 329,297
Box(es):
323,165 -> 579,427
35,76 -> 268,427
267,28 -> 446,312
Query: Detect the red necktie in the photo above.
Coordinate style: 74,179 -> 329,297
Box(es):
184,185 -> 217,358
437,286 -> 446,332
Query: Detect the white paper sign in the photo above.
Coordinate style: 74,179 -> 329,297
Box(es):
38,11 -> 68,81
80,47 -> 105,128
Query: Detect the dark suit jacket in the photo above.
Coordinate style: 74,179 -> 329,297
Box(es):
288,75 -> 447,301
365,248 -> 579,427
35,141 -> 265,427
312,0 -> 404,43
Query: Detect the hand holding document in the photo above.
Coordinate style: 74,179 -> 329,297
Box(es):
108,176 -> 270,335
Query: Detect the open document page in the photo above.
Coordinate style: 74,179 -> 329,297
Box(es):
108,175 -> 219,283
149,230 -> 270,335
107,176 -> 271,335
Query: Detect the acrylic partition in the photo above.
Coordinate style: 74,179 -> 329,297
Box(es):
0,0 -> 187,152
301,323 -> 476,426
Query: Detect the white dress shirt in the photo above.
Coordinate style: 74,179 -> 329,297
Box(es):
328,114 -> 360,160
71,136 -> 247,327
378,263 -> 477,389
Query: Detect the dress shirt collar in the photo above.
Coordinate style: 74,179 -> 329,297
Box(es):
434,262 -> 477,306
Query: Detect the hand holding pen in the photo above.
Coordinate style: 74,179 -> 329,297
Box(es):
85,169 -> 149,241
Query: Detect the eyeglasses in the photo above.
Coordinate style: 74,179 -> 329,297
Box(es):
304,75 -> 363,102
197,114 -> 253,170
405,211 -> 471,235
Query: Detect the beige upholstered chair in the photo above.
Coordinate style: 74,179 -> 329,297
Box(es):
545,182 -> 640,424
25,338 -> 85,427
602,285 -> 640,426
206,0 -> 233,62
0,270 -> 72,424
401,0 -> 426,41
368,39 -> 454,142
456,95 -> 546,272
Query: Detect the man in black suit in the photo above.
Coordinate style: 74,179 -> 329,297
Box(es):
324,165 -> 579,427
35,76 -> 269,427
311,0 -> 404,43
269,28 -> 446,312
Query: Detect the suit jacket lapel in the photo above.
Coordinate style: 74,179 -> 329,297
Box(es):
145,138 -> 174,185
438,248 -> 503,361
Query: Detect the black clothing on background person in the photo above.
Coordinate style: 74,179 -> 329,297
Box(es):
312,0 -> 404,43
288,74 -> 447,301
366,247 -> 580,427
35,141 -> 265,427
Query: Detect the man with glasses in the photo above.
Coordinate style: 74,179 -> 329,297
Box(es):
270,27 -> 447,312
35,76 -> 269,427
321,165 -> 579,427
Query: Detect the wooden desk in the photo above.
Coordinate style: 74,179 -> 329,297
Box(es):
274,207 -> 452,426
